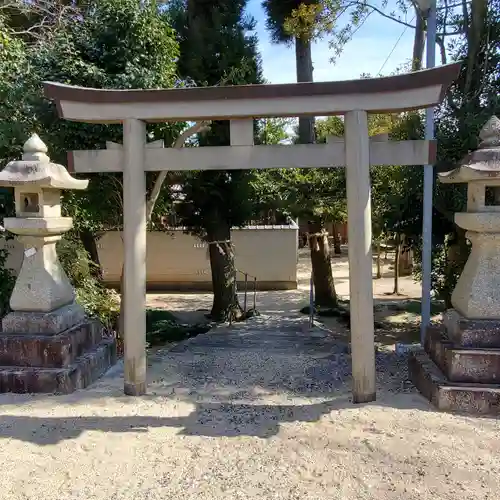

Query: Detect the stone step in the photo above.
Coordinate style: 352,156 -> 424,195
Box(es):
0,320 -> 104,368
408,348 -> 500,414
443,310 -> 500,348
0,338 -> 117,394
425,326 -> 500,384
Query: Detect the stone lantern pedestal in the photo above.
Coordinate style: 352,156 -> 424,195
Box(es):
0,135 -> 116,394
410,116 -> 500,414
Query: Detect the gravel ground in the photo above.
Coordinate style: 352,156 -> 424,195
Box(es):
1,313 -> 500,499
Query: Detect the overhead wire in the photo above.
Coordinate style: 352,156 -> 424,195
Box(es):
377,15 -> 416,75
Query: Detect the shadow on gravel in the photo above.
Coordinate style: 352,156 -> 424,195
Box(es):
0,399 -> 344,444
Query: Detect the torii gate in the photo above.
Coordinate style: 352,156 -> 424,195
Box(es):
44,63 -> 459,402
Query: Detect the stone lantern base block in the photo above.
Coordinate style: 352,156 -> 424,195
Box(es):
0,338 -> 116,394
0,307 -> 116,394
443,309 -> 500,348
2,302 -> 86,335
409,348 -> 500,414
409,310 -> 500,414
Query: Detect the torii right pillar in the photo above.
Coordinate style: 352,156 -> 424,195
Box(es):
409,116 -> 500,414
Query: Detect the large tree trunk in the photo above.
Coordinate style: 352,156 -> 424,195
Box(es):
464,0 -> 488,106
79,229 -> 102,279
308,220 -> 338,308
412,9 -> 426,72
295,36 -> 315,144
295,35 -> 337,308
206,220 -> 241,322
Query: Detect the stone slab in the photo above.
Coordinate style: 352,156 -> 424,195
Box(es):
443,309 -> 500,348
425,325 -> 500,384
0,337 -> 117,394
1,302 -> 86,335
0,320 -> 103,368
408,348 -> 500,415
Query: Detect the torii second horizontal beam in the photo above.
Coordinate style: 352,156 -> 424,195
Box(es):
69,140 -> 436,173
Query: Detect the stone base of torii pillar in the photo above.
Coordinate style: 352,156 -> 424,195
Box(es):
409,117 -> 500,414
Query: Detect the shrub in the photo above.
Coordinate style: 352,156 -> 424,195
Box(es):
57,235 -> 119,330
0,235 -> 15,319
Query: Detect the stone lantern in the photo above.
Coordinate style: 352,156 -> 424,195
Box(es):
409,116 -> 500,414
0,135 -> 116,394
439,115 -> 500,319
0,134 -> 88,313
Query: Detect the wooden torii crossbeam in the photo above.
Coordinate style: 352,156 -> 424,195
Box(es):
44,63 -> 460,402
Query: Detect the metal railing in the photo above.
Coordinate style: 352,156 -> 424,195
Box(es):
230,268 -> 258,325
309,271 -> 314,328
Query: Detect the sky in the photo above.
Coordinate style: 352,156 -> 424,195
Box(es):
246,0 -> 418,84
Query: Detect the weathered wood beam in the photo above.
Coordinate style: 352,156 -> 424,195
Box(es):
69,140 -> 436,173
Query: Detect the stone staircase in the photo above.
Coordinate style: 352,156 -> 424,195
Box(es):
409,310 -> 500,414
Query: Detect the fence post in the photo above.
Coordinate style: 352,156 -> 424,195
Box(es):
253,277 -> 257,311
309,272 -> 314,328
230,269 -> 237,325
243,273 -> 248,313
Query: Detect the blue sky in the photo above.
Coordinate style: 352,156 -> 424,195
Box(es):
246,0 -> 418,83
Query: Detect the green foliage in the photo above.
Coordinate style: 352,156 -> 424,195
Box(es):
170,0 -> 263,238
172,0 -> 262,87
0,0 -> 181,234
262,0 -> 323,44
57,236 -> 119,329
256,118 -> 293,145
253,166 -> 346,224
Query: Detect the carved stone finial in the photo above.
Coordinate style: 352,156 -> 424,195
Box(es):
22,133 -> 49,162
479,116 -> 500,148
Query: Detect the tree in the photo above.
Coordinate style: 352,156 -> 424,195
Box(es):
252,116 -> 346,308
429,0 -> 500,305
0,0 -> 186,329
170,0 -> 263,322
1,0 -> 182,239
263,1 -> 343,308
262,0 -> 321,143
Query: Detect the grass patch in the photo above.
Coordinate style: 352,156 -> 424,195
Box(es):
146,308 -> 212,346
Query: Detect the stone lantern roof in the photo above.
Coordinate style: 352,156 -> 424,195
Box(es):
0,134 -> 88,190
439,116 -> 500,183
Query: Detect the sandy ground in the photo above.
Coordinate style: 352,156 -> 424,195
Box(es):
147,248 -> 423,319
1,250 -> 499,499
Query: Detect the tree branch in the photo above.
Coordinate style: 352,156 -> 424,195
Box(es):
145,120 -> 211,221
436,36 -> 448,64
362,2 -> 416,28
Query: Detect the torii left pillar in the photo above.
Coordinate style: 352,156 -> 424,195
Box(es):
123,119 -> 147,396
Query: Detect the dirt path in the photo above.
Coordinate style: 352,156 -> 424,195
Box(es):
147,248 -> 426,344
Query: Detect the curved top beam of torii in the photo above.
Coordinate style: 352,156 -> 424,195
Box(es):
44,63 -> 460,124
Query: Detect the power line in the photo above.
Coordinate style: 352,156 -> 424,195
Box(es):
377,16 -> 415,76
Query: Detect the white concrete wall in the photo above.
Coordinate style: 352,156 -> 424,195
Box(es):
1,227 -> 298,291
1,227 -> 298,290
97,227 -> 298,290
